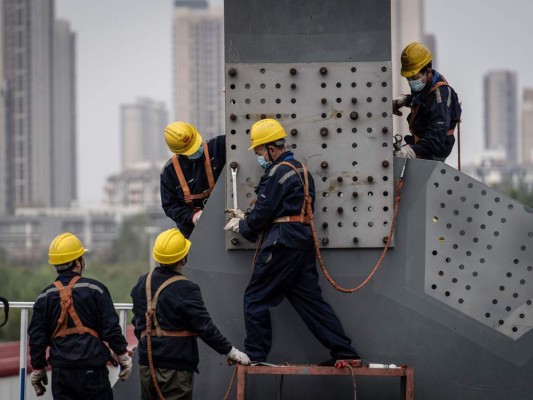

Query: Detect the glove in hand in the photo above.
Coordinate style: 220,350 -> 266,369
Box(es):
224,217 -> 241,233
117,353 -> 133,381
31,369 -> 48,396
192,210 -> 203,225
224,208 -> 245,219
392,95 -> 410,116
227,346 -> 251,365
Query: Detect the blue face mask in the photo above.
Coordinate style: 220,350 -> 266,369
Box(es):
257,155 -> 272,169
408,72 -> 427,92
187,143 -> 204,160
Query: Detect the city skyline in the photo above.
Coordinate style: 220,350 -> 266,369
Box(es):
54,0 -> 533,206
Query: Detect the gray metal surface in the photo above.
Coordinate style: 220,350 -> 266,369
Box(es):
225,62 -> 394,249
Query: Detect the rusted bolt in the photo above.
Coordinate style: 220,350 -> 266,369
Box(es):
290,128 -> 298,136
351,97 -> 358,104
350,112 -> 359,120
383,237 -> 389,244
352,191 -> 359,198
353,237 -> 359,244
367,176 -> 374,183
320,161 -> 329,169
320,127 -> 329,136
230,161 -> 239,169
337,207 -> 343,214
319,67 -> 328,75
321,237 -> 329,245
337,176 -> 343,183
228,68 -> 237,77
291,83 -> 297,89
322,222 -> 328,229
382,127 -> 389,134
290,68 -> 297,75
321,98 -> 327,104
382,160 -> 389,168
230,113 -> 237,121
231,238 -> 240,245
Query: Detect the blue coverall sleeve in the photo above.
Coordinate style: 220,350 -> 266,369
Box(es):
28,297 -> 49,369
95,284 -> 128,355
160,167 -> 194,226
412,86 -> 452,158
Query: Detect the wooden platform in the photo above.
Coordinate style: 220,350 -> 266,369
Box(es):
235,363 -> 414,399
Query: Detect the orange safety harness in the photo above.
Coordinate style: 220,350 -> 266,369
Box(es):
171,141 -> 215,206
409,79 -> 462,170
51,275 -> 100,340
272,160 -> 407,294
144,271 -> 197,400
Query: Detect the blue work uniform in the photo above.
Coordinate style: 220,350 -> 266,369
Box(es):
406,70 -> 461,161
160,135 -> 226,238
28,270 -> 128,400
239,151 -> 360,362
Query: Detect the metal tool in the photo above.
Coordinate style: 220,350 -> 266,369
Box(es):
230,161 -> 239,210
393,134 -> 403,151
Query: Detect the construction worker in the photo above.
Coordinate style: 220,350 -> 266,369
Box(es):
224,119 -> 361,364
393,42 -> 462,161
28,232 -> 132,399
130,228 -> 250,400
160,122 -> 225,238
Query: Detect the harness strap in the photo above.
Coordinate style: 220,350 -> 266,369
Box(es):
171,141 -> 215,206
271,161 -> 311,224
51,275 -> 100,340
145,271 -> 194,338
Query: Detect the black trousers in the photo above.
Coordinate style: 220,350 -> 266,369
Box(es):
52,366 -> 113,400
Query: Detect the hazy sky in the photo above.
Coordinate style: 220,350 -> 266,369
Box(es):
56,0 -> 533,206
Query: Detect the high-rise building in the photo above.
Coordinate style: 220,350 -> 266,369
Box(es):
484,70 -> 518,164
120,98 -> 169,170
522,88 -> 533,164
173,0 -> 224,140
0,0 -> 77,213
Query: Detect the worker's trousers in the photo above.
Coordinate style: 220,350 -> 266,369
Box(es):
51,366 -> 112,400
139,365 -> 194,400
244,245 -> 359,362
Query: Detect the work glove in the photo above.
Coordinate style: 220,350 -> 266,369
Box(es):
192,210 -> 203,225
227,346 -> 251,365
392,94 -> 411,116
224,217 -> 241,233
394,144 -> 416,158
30,369 -> 48,396
224,208 -> 245,219
117,353 -> 133,381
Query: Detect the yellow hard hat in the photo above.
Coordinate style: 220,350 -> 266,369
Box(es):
164,122 -> 203,156
153,228 -> 191,265
48,232 -> 88,265
400,42 -> 432,78
248,119 -> 287,151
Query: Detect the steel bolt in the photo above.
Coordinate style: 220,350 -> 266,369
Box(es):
321,98 -> 327,104
322,222 -> 328,229
290,68 -> 297,75
320,67 -> 328,75
382,127 -> 388,134
261,114 -> 266,119
231,238 -> 240,245
351,97 -> 358,104
383,237 -> 389,244
228,68 -> 237,77
320,161 -> 329,169
320,127 -> 329,136
321,237 -> 329,245
367,176 -> 374,183
230,113 -> 237,121
230,161 -> 238,169
353,237 -> 359,244
337,176 -> 343,183
337,207 -> 343,214
291,83 -> 297,89
350,111 -> 359,120
290,128 -> 298,136
352,191 -> 359,198
382,160 -> 389,168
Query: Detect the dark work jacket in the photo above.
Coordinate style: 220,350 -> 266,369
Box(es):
160,135 -> 226,238
239,152 -> 316,251
407,70 -> 461,160
130,267 -> 232,372
28,271 -> 128,369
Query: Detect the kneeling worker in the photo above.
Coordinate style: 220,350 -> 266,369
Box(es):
131,228 -> 250,400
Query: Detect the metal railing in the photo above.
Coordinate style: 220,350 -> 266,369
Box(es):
1,301 -> 133,400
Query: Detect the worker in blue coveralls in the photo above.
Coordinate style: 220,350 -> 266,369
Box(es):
160,121 -> 225,238
393,42 -> 461,161
224,118 -> 360,364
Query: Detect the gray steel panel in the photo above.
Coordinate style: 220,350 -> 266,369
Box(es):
425,163 -> 533,340
225,62 -> 394,249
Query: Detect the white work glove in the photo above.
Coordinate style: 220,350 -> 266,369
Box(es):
394,145 -> 416,158
192,210 -> 203,225
224,217 -> 241,233
224,208 -> 245,219
117,353 -> 133,381
30,369 -> 48,396
392,94 -> 411,116
227,346 -> 251,365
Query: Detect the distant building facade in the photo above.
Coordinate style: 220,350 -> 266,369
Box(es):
121,97 -> 169,171
484,70 -> 518,164
521,88 -> 533,164
104,165 -> 162,208
173,0 -> 224,139
0,0 -> 77,214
